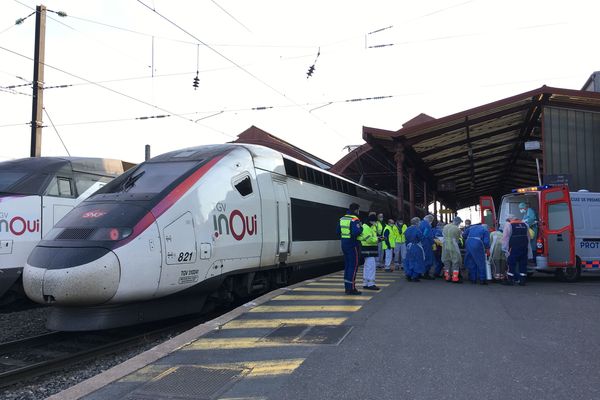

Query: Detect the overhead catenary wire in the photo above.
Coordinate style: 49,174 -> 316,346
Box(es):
210,0 -> 252,33
59,12 -> 317,48
0,93 -> 398,129
0,44 -> 235,139
43,107 -> 71,156
136,0 -> 353,142
0,86 -> 31,97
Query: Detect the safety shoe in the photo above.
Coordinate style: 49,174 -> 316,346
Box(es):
422,274 -> 434,280
363,285 -> 380,291
479,281 -> 488,285
346,289 -> 362,295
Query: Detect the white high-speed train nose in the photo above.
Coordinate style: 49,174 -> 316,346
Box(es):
23,250 -> 120,306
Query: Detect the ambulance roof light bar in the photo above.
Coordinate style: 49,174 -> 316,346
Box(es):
511,185 -> 553,193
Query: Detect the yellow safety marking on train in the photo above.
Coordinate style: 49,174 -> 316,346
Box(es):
248,305 -> 362,313
221,317 -> 347,329
195,359 -> 304,377
306,282 -> 390,287
271,294 -> 372,301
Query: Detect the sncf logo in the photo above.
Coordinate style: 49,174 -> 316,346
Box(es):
82,210 -> 107,219
213,202 -> 257,241
0,216 -> 40,236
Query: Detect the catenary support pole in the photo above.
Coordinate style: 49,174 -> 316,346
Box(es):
30,4 -> 46,157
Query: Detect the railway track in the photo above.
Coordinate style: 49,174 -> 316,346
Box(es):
0,317 -> 200,389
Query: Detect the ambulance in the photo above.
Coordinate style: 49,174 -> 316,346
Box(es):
479,185 -> 600,282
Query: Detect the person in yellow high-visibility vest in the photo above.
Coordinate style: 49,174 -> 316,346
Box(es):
382,218 -> 396,272
337,203 -> 363,295
393,217 -> 407,269
358,214 -> 381,290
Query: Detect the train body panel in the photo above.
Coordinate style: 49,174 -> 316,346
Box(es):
110,221 -> 161,302
22,144 -> 397,330
0,157 -> 128,304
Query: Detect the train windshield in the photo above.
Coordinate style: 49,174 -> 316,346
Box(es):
0,171 -> 50,195
90,161 -> 198,200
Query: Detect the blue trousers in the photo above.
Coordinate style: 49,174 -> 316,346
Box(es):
508,247 -> 528,283
343,245 -> 359,291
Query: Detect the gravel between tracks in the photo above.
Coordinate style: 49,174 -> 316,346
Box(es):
0,306 -> 186,400
1,330 -> 181,400
0,306 -> 51,343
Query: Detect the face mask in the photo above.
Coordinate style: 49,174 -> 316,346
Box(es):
519,209 -> 526,213
378,218 -> 383,221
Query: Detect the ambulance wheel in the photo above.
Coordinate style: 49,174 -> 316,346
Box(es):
556,257 -> 581,283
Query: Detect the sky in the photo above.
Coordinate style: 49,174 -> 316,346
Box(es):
1,0 -> 599,167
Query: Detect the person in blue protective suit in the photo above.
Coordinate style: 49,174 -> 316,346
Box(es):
419,214 -> 435,279
501,214 -> 530,286
432,221 -> 444,277
404,217 -> 426,282
464,223 -> 491,285
338,203 -> 363,295
519,202 -> 538,261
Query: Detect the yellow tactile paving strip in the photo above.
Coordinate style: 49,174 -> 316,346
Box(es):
270,294 -> 372,301
220,317 -> 348,329
112,270 -> 396,399
248,305 -> 362,313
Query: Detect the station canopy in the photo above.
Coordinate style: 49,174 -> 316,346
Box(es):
332,85 -> 600,210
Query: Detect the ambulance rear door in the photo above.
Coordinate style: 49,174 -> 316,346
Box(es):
541,186 -> 575,267
479,195 -> 496,231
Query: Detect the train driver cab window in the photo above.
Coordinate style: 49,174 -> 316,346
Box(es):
233,175 -> 253,197
46,176 -> 74,198
74,173 -> 110,196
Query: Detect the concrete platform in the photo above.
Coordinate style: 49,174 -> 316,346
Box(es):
50,270 -> 600,400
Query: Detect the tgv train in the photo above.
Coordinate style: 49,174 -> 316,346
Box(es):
23,144 -> 397,330
0,157 -> 130,305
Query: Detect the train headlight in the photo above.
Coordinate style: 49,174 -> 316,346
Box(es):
92,227 -> 133,241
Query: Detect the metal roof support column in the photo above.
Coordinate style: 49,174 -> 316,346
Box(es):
423,181 -> 428,215
408,167 -> 416,218
394,144 -> 405,219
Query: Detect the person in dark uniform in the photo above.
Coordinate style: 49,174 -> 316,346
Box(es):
501,214 -> 530,286
338,203 -> 363,295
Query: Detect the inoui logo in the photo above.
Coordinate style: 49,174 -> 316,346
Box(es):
0,214 -> 40,236
213,202 -> 257,241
